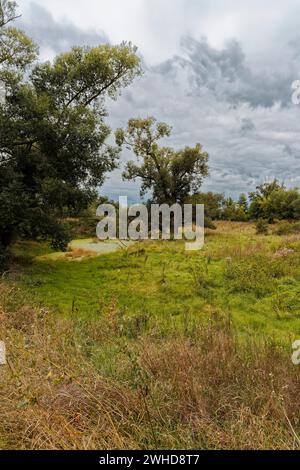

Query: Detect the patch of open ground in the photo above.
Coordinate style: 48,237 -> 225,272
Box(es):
37,239 -> 135,261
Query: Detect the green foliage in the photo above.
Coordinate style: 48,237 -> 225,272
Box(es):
185,192 -> 223,228
14,222 -> 300,341
222,197 -> 249,221
206,181 -> 300,224
116,117 -> 209,204
238,193 -> 248,211
256,218 -> 269,235
31,42 -> 141,108
47,223 -> 70,252
196,182 -> 300,224
249,180 -> 300,222
0,8 -> 141,249
275,221 -> 300,236
0,1 -> 37,84
0,242 -> 9,271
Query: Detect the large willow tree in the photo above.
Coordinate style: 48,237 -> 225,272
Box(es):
116,117 -> 209,204
0,1 -> 141,254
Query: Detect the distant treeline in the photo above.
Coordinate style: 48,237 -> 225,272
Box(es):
186,180 -> 300,225
96,178 -> 300,232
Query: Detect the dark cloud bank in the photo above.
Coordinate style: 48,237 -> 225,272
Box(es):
20,3 -> 108,55
20,3 -> 300,201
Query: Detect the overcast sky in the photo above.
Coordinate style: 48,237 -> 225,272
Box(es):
17,0 -> 300,201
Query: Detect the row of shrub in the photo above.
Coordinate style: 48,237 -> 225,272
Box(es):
255,219 -> 300,236
187,180 -> 300,225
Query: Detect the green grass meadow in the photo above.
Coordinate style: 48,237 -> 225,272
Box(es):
2,221 -> 300,450
12,221 -> 300,342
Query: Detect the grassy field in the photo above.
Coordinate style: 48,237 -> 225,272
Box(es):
1,221 -> 300,449
12,221 -> 300,341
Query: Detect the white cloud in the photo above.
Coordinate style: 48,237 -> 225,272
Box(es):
18,0 -> 300,63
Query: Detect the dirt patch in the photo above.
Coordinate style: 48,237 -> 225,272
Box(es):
37,239 -> 135,262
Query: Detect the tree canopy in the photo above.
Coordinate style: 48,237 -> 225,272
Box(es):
116,117 -> 209,204
0,0 -> 37,84
0,2 -> 141,251
248,180 -> 300,222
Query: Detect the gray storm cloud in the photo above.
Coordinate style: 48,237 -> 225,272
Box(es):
19,3 -> 108,58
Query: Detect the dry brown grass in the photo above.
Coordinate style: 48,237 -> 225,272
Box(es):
65,248 -> 98,260
212,221 -> 257,235
208,241 -> 268,262
1,284 -> 300,450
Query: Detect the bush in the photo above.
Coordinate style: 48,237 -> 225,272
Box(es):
50,224 -> 71,252
292,221 -> 300,232
0,243 -> 9,272
276,221 -> 300,236
249,180 -> 300,221
256,219 -> 269,235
